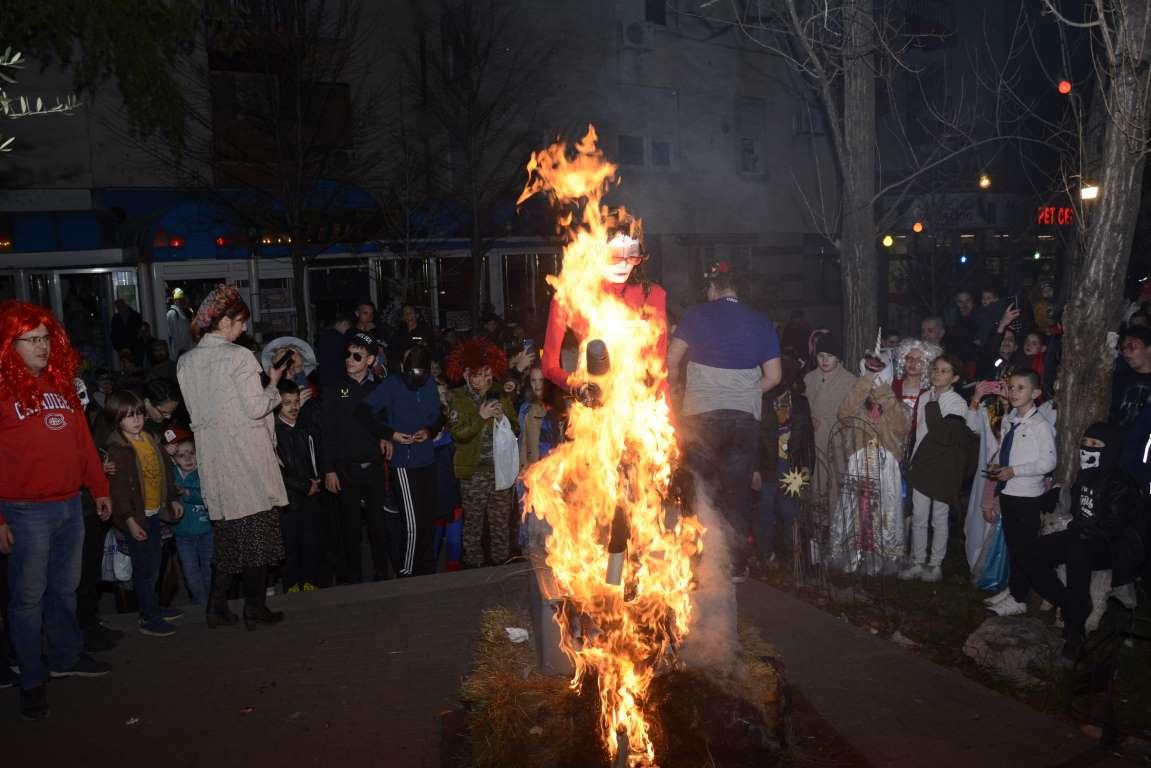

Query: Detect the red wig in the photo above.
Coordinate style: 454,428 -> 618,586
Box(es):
445,338 -> 508,383
0,300 -> 81,410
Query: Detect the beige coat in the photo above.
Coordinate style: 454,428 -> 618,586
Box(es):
177,333 -> 287,521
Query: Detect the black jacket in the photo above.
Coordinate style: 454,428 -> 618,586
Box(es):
759,389 -> 815,480
909,401 -> 979,505
320,373 -> 382,472
1070,470 -> 1148,587
275,415 -> 320,507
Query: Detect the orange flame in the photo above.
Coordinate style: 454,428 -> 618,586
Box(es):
520,126 -> 705,766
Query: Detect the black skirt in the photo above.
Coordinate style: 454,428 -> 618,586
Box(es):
213,508 -> 285,574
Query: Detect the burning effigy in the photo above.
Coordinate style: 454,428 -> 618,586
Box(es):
516,126 -> 707,766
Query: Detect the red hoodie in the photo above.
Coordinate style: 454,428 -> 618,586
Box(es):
0,389 -> 109,519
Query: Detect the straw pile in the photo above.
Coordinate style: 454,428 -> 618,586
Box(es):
452,608 -> 788,768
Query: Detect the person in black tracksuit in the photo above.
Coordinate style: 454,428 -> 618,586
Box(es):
362,345 -> 445,576
320,333 -> 394,582
274,380 -> 323,591
1036,423 -> 1148,659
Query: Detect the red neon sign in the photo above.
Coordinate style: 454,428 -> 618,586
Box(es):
1036,206 -> 1074,226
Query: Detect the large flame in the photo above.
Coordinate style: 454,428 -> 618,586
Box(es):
520,126 -> 705,766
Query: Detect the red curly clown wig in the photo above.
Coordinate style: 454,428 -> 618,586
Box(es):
445,338 -> 508,383
0,300 -> 81,410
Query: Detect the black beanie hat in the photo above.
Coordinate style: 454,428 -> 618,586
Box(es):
814,331 -> 842,360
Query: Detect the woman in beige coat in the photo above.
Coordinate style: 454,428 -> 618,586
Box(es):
177,284 -> 288,630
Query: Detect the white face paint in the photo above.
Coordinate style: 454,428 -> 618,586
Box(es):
1079,449 -> 1101,469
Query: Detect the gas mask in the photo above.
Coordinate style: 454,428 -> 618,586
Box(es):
402,367 -> 429,390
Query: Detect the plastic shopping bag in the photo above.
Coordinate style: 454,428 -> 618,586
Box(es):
973,518 -> 1010,592
101,529 -> 133,583
493,416 -> 520,491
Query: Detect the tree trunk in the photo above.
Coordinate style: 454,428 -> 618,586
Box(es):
291,240 -> 310,339
838,0 -> 877,367
1054,2 -> 1151,488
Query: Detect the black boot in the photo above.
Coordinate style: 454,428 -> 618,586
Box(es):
242,566 -> 284,631
206,568 -> 238,628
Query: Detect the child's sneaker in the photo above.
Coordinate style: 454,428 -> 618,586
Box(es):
920,565 -> 942,583
287,584 -> 301,594
139,618 -> 177,637
302,582 -> 318,592
898,564 -> 924,581
160,607 -> 184,622
989,595 -> 1027,617
983,589 -> 1011,606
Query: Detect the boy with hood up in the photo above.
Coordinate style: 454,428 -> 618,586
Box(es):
1034,423 -> 1148,659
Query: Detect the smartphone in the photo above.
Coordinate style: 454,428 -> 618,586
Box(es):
522,338 -> 535,355
273,350 -> 294,370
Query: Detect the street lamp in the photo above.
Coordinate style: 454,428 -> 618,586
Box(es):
978,174 -> 991,190
912,221 -> 924,233
882,234 -> 894,248
1081,184 -> 1099,201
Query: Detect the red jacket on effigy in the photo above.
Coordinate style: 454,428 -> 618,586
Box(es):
541,281 -> 668,393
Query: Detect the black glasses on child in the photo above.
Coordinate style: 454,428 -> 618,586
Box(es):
346,351 -> 365,362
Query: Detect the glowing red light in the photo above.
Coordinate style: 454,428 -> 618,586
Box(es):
170,237 -> 184,248
1058,80 -> 1072,95
215,236 -> 225,247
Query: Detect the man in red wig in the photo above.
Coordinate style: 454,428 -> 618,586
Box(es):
0,300 -> 112,720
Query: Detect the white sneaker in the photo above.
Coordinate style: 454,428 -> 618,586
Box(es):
990,595 -> 1027,616
898,564 -> 924,581
921,565 -> 942,583
984,589 -> 1011,606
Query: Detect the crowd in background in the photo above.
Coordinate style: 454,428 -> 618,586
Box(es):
2,262 -> 1150,723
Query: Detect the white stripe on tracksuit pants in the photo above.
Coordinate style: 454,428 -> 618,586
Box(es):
391,465 -> 437,576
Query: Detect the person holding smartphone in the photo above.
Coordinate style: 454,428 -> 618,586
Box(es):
976,302 -> 1027,380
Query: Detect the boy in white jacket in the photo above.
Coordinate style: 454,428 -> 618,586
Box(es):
984,368 -> 1059,616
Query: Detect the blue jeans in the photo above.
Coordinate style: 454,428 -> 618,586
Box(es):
682,410 -> 760,570
755,481 -> 799,560
126,516 -> 164,623
174,532 -> 213,605
1,495 -> 84,689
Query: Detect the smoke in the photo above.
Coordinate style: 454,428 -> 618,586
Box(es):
678,487 -> 739,673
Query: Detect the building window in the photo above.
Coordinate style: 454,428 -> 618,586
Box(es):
651,140 -> 671,167
740,138 -> 760,174
645,0 -> 667,26
618,134 -> 645,166
736,96 -> 767,175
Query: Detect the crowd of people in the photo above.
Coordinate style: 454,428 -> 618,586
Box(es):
1,246 -> 1149,723
767,283 -> 1150,668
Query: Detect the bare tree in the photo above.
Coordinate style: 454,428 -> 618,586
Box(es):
407,0 -> 555,328
109,0 -> 392,336
731,1 -> 1030,362
1040,0 -> 1151,485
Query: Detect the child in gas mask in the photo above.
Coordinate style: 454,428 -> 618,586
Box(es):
362,345 -> 446,576
1036,422 -> 1146,659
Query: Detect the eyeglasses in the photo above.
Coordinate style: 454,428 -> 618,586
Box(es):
346,351 -> 365,362
14,334 -> 50,347
608,253 -> 645,266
